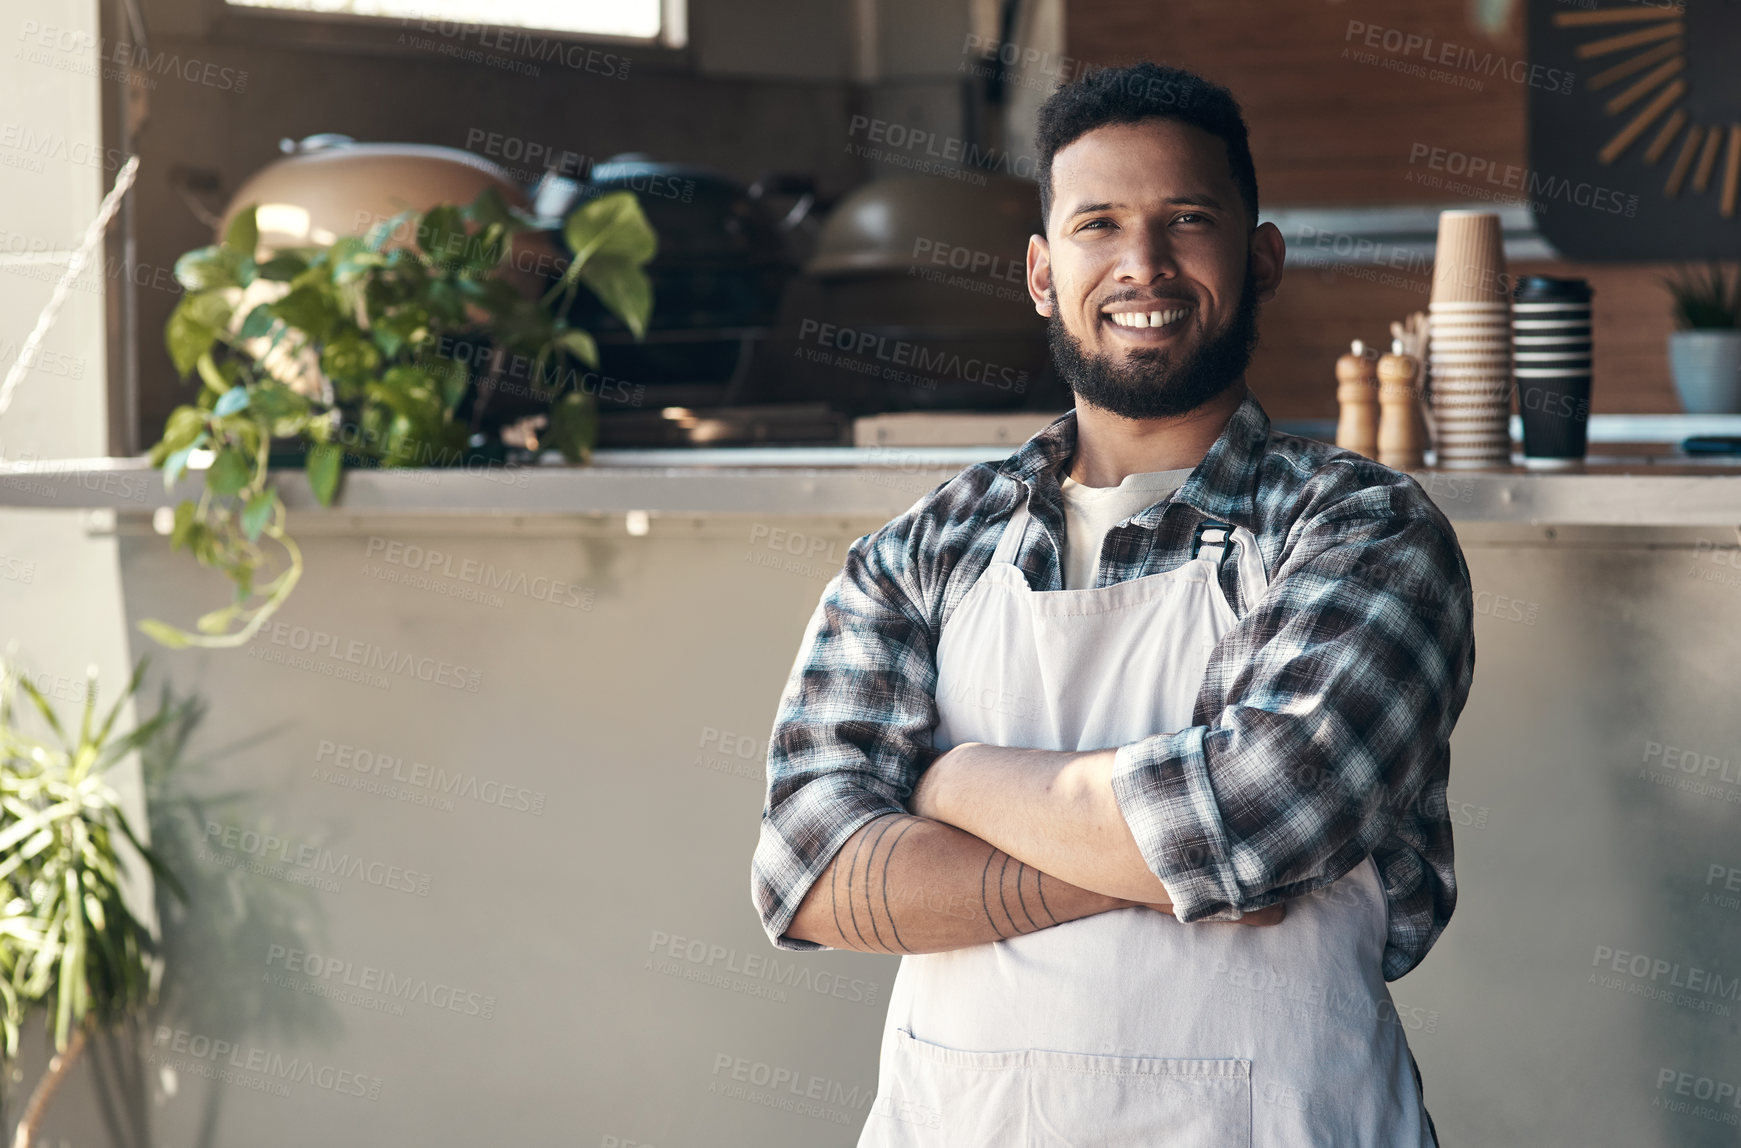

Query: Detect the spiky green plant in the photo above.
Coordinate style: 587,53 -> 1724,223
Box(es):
0,654 -> 185,1147
1663,261 -> 1741,330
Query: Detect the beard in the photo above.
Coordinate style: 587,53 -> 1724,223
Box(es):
1046,264 -> 1262,420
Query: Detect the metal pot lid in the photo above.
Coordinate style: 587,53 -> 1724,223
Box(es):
806,175 -> 1040,277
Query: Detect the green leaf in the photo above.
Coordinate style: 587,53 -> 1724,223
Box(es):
247,380 -> 310,422
269,285 -> 340,342
158,406 -> 209,455
423,357 -> 469,411
466,185 -> 515,231
237,302 -> 277,340
172,247 -> 241,293
240,488 -> 276,541
256,252 -> 310,282
136,619 -> 192,649
206,448 -> 251,497
168,499 -> 198,548
546,390 -> 598,464
334,248 -> 388,283
162,440 -> 207,489
89,655 -> 149,753
165,296 -> 223,378
460,222 -> 507,273
307,441 -> 344,506
417,205 -> 466,268
369,366 -> 439,419
370,306 -> 431,359
321,335 -> 383,385
554,328 -> 599,369
195,603 -> 243,634
364,208 -> 418,252
424,279 -> 464,325
562,191 -> 657,270
578,257 -> 654,339
0,800 -> 80,854
224,206 -> 259,258
197,353 -> 231,397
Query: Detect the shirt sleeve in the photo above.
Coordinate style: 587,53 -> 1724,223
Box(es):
1108,485 -> 1475,980
750,515 -> 945,952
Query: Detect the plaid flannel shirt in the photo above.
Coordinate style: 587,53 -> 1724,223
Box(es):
750,387 -> 1475,981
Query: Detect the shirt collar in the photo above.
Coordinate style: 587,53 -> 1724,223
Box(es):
996,385 -> 1272,529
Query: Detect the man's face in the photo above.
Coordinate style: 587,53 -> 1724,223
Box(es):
1028,117 -> 1284,419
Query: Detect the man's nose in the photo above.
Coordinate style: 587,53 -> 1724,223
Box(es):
1114,225 -> 1180,283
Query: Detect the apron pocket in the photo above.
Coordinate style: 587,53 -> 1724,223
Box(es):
864,1027 -> 1251,1148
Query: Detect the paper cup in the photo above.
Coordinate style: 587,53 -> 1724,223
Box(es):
1430,211 -> 1509,304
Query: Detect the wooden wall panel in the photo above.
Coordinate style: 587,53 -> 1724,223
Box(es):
1067,0 -> 1686,417
1068,0 -> 1528,205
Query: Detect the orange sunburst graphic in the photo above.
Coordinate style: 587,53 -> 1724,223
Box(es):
1553,4 -> 1740,218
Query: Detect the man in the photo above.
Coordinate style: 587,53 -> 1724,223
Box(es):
751,60 -> 1474,1147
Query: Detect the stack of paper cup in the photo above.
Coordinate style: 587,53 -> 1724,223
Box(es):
1427,211 -> 1513,469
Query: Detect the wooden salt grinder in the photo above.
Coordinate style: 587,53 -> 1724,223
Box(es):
1335,340 -> 1379,459
1377,339 -> 1427,470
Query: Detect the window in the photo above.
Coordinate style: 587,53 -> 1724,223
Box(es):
225,0 -> 684,46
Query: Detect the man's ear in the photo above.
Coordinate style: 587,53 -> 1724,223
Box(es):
1249,221 -> 1285,305
1027,233 -> 1054,316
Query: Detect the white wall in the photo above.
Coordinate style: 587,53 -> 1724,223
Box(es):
1,0 -> 157,1139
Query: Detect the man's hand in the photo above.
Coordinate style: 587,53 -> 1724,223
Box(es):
1122,898 -> 1287,926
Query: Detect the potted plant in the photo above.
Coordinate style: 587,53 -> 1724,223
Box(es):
0,655 -> 186,1148
1663,261 -> 1741,414
143,188 -> 655,650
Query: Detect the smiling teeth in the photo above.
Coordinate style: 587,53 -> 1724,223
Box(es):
1109,308 -> 1188,329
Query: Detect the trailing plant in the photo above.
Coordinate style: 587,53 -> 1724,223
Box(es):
0,654 -> 186,1148
1663,261 -> 1741,330
144,187 -> 656,649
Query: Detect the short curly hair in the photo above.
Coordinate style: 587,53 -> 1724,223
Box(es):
1034,61 -> 1259,233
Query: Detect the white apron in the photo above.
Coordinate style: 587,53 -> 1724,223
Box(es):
858,487 -> 1436,1147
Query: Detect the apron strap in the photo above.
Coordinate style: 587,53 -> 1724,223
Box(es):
1191,519 -> 1235,561
990,487 -> 1032,567
1193,518 -> 1270,617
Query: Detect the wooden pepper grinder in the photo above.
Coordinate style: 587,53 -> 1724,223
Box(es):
1335,340 -> 1379,458
1377,338 -> 1427,470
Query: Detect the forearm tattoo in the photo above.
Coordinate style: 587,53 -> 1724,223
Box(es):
828,814 -> 1063,953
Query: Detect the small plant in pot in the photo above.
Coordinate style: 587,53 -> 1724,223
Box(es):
1663,261 -> 1741,414
144,188 -> 655,650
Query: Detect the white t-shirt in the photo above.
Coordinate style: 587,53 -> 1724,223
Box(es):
1058,468 -> 1196,590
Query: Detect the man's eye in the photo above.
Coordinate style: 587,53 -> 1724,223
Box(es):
1078,219 -> 1113,231
1175,212 -> 1210,225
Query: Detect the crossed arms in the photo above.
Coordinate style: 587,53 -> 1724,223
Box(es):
784,744 -> 1285,954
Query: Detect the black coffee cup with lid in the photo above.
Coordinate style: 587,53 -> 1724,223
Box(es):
1512,276 -> 1593,468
